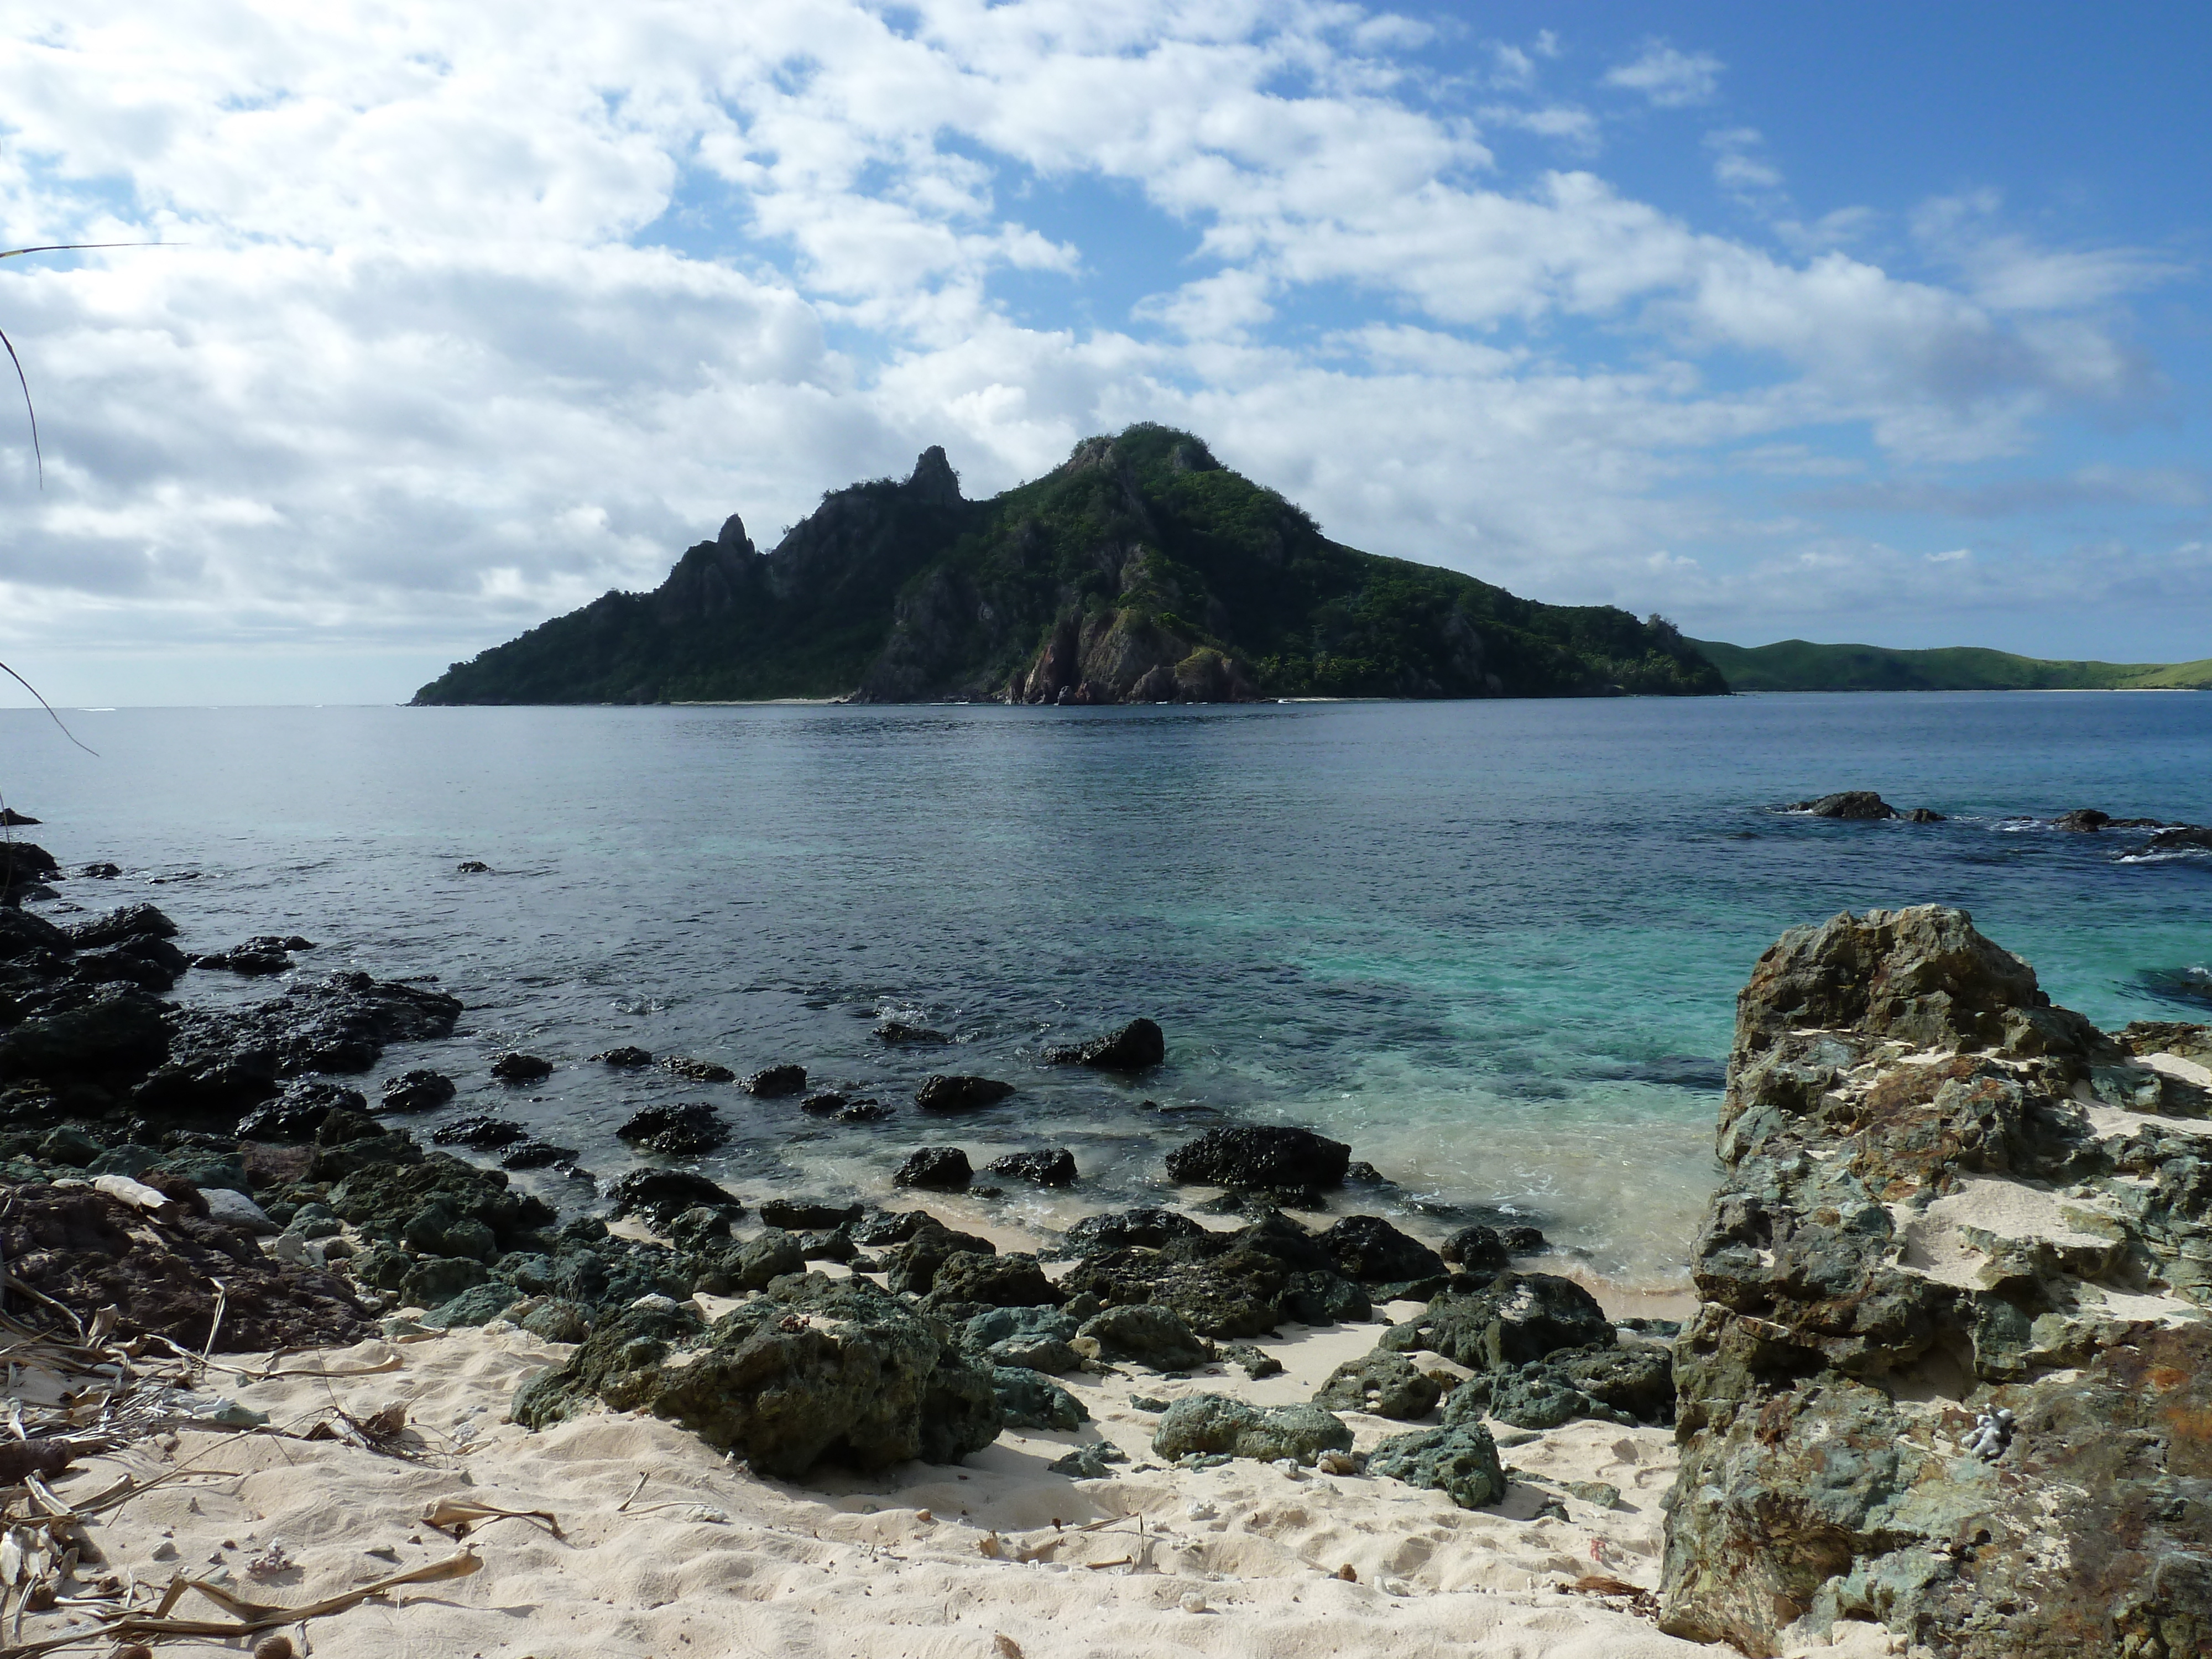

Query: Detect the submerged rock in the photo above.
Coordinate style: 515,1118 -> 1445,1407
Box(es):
874,1021 -> 947,1045
914,1074 -> 1014,1112
379,1069 -> 457,1114
665,1056 -> 737,1083
511,1272 -> 1001,1475
1786,791 -> 1896,820
1042,1018 -> 1164,1070
615,1101 -> 728,1156
1660,905 -> 2212,1658
593,1045 -> 654,1068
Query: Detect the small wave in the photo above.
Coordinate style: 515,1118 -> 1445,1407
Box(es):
2137,967 -> 2212,1008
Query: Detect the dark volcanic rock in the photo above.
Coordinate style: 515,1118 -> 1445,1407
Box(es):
1787,791 -> 1897,820
65,904 -> 178,948
378,1069 -> 457,1114
0,841 -> 61,902
194,936 -> 312,975
1318,1214 -> 1446,1285
492,1052 -> 553,1083
607,1168 -> 743,1225
984,1148 -> 1076,1187
1165,1125 -> 1352,1191
0,1179 -> 372,1352
759,1198 -> 864,1232
1057,1212 -> 1370,1338
0,905 -> 71,961
593,1045 -> 653,1067
137,974 -> 462,1115
881,1223 -> 995,1297
615,1101 -> 729,1156
512,1272 -> 1001,1474
665,1056 -> 737,1083
0,988 -> 171,1086
1902,806 -> 1945,823
1438,1225 -> 1509,1270
894,1146 -> 972,1191
500,1138 -> 578,1171
742,1063 -> 807,1095
914,1074 -> 1014,1112
1659,905 -> 2212,1659
1043,1018 -> 1165,1070
1058,1207 -> 1207,1256
923,1251 -> 1062,1310
874,1021 -> 947,1045
431,1114 -> 530,1150
237,1078 -> 369,1142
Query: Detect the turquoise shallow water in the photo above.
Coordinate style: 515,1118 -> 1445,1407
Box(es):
5,692 -> 2210,1288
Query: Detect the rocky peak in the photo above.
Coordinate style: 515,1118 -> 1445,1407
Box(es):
716,513 -> 754,554
904,445 -> 962,507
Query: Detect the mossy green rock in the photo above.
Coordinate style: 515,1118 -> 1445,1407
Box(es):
1150,1394 -> 1352,1465
1311,1352 -> 1442,1420
990,1366 -> 1088,1432
512,1272 -> 1001,1476
1367,1425 -> 1505,1509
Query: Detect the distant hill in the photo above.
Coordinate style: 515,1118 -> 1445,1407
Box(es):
412,425 -> 1725,706
1689,638 -> 2212,694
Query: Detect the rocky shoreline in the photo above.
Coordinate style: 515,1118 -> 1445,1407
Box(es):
1,819 -> 2207,1656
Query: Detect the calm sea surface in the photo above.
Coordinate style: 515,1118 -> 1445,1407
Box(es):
6,693 -> 2210,1290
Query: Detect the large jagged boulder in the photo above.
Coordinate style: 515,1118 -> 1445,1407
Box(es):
512,1272 -> 1001,1474
1661,906 -> 2212,1658
1164,1125 -> 1351,1191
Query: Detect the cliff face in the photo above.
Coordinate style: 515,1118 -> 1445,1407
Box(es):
412,425 -> 1724,705
1662,905 -> 2211,1657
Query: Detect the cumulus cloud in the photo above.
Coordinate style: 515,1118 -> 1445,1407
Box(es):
0,0 -> 2195,698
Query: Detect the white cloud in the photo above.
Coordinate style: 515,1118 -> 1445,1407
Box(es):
0,0 -> 2194,698
1602,41 -> 1722,108
1704,127 -> 1782,198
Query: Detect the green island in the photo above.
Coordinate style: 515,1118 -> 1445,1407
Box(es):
411,425 -> 1724,705
1690,637 -> 2212,693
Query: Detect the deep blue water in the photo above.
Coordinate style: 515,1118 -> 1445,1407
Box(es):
5,692 -> 2209,1288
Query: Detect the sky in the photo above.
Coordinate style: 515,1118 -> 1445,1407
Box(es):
1,0 -> 2207,705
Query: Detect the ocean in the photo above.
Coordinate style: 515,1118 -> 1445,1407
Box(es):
6,691 -> 2209,1292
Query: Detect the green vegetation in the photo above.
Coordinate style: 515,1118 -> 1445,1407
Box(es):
1691,638 -> 2212,694
413,424 -> 1726,705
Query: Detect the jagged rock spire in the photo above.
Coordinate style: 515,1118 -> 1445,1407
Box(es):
905,446 -> 962,506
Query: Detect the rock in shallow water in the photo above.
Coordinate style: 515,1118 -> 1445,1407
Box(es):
914,1074 -> 1014,1112
984,1148 -> 1076,1187
1042,1018 -> 1164,1070
1164,1125 -> 1350,1191
894,1146 -> 971,1191
615,1101 -> 728,1156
